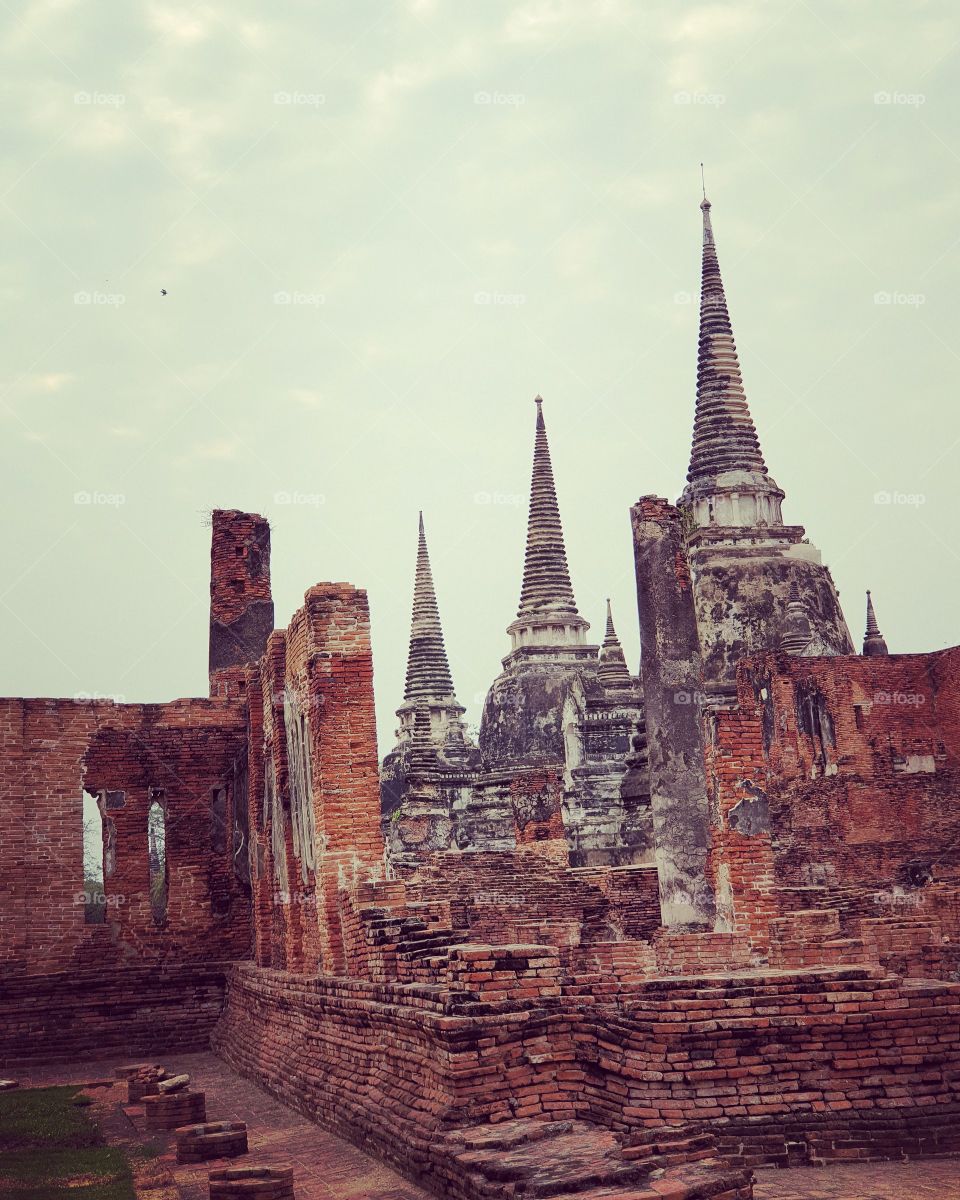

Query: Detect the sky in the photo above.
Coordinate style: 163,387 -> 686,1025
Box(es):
2,0 -> 959,753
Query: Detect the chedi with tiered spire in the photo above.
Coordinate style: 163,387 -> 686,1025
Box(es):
379,513 -> 478,849
507,396 -> 591,654
680,194 -> 785,530
480,397 -> 600,764
676,190 -> 854,698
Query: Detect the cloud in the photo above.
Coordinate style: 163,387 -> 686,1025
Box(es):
188,437 -> 241,461
139,97 -> 230,183
145,3 -> 218,45
504,0 -> 630,43
31,373 -> 74,393
289,388 -> 324,409
173,227 -> 230,267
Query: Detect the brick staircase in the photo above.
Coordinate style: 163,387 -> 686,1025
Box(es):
443,1119 -> 751,1199
767,908 -> 872,970
358,908 -> 472,985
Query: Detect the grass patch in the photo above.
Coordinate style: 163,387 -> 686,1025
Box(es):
131,1139 -> 164,1159
0,1086 -> 134,1200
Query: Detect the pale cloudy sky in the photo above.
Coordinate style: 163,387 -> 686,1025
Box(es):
2,0 -> 958,750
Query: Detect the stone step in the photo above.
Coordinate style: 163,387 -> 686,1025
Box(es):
398,932 -> 471,961
452,1128 -> 649,1197
449,1119 -> 574,1151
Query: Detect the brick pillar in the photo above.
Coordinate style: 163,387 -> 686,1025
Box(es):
208,510 -> 275,699
631,496 -> 715,929
303,584 -> 385,974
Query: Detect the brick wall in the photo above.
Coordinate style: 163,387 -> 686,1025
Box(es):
0,961 -> 229,1066
704,707 -> 778,950
245,584 -> 386,976
0,697 -> 249,976
215,958 -> 960,1187
404,850 -> 662,944
707,648 -> 960,966
209,509 -> 274,700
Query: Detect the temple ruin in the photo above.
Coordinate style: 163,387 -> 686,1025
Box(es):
3,195 -> 959,1200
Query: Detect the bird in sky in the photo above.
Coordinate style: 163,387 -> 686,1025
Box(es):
160,288 -> 167,296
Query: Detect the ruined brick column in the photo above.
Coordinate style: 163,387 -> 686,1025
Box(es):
631,496 -> 715,928
302,584 -> 384,973
208,510 -> 275,699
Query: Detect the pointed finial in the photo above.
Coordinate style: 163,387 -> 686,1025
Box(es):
700,162 -> 707,201
402,512 -> 459,704
685,187 -> 767,483
865,590 -> 878,633
514,399 -> 583,623
863,590 -> 889,656
597,599 -> 633,689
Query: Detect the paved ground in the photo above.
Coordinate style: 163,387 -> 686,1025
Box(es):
754,1158 -> 960,1198
17,1052 -> 432,1200
16,1056 -> 960,1198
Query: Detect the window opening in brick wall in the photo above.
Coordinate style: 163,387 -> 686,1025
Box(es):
148,790 -> 168,925
82,790 -> 105,924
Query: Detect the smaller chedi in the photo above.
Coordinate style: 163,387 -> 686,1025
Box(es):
381,399 -> 651,874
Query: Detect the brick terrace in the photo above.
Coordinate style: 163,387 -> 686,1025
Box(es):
18,1053 -> 960,1199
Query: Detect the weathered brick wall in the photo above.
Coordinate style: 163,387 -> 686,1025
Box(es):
245,585 -> 386,976
509,769 -> 567,849
404,850 -> 662,944
0,697 -> 249,976
209,509 -> 274,700
706,648 -> 960,964
739,651 -> 960,886
83,706 -> 251,963
0,961 -> 229,1066
214,959 -> 960,1185
704,707 -> 778,950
